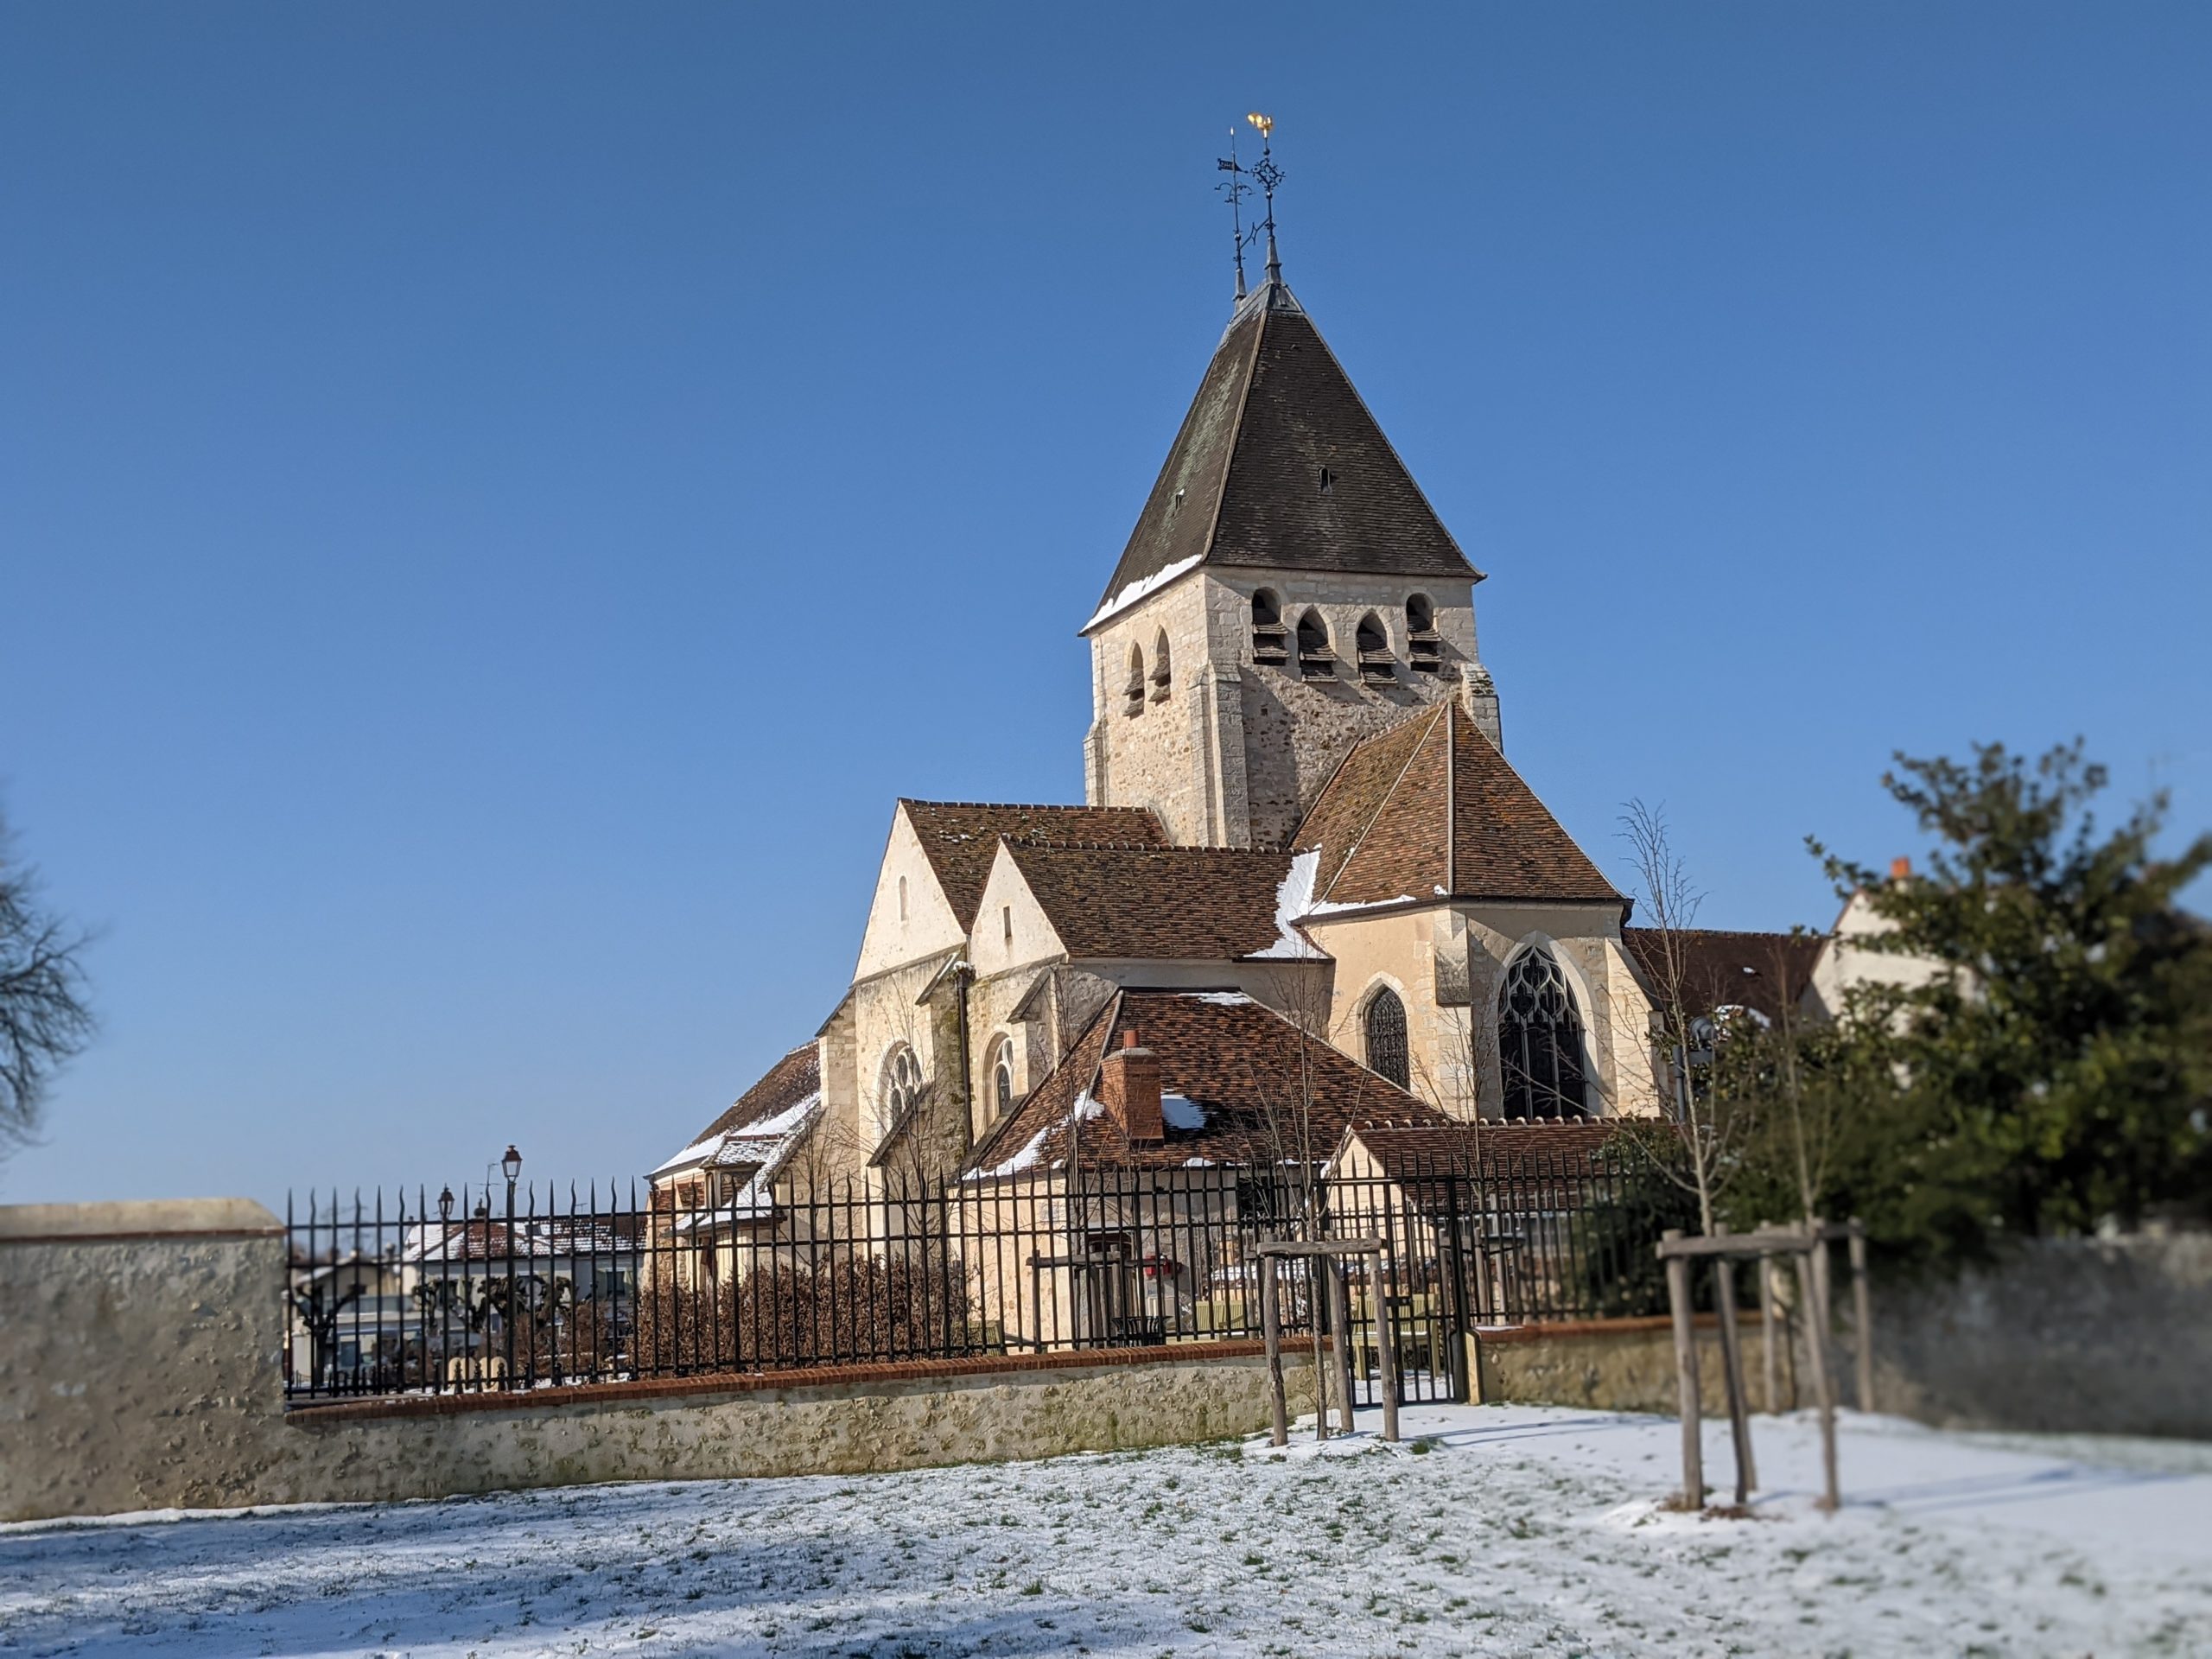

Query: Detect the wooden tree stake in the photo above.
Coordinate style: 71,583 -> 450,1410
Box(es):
1662,1230 -> 1703,1509
1847,1217 -> 1876,1414
1795,1230 -> 1840,1512
1260,1255 -> 1287,1448
1711,1224 -> 1757,1501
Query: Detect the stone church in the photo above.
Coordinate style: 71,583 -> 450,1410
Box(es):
654,254 -> 1669,1205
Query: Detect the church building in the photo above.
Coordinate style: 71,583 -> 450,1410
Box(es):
653,234 -> 1666,1209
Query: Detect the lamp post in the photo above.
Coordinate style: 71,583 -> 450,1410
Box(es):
501,1145 -> 522,1386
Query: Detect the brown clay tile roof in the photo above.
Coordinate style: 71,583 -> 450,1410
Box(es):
658,1042 -> 823,1173
1001,842 -> 1300,961
899,801 -> 1166,930
1620,928 -> 1825,1025
965,989 -> 1454,1175
1092,282 -> 1478,620
1294,702 -> 1620,907
1341,1120 -> 1624,1180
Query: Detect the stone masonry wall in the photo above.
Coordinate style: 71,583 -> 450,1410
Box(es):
1,1200 -> 1310,1523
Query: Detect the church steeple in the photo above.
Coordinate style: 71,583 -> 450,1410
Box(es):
1088,273 -> 1480,627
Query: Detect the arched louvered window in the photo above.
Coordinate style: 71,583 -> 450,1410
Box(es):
1123,644 -> 1145,716
1151,629 -> 1172,701
1355,613 -> 1392,683
1296,610 -> 1334,678
1497,946 -> 1590,1120
1364,987 -> 1409,1090
1406,594 -> 1441,674
1251,589 -> 1288,664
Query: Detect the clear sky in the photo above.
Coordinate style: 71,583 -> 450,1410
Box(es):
3,3 -> 2206,1209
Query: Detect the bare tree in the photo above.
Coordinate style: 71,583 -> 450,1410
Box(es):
0,809 -> 94,1166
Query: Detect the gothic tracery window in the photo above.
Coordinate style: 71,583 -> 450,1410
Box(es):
988,1037 -> 1016,1121
1364,987 -> 1409,1090
880,1046 -> 925,1140
1497,945 -> 1590,1120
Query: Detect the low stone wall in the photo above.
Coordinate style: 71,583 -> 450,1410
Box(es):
1473,1315 -> 1755,1416
1864,1232 -> 2212,1439
0,1199 -> 1310,1523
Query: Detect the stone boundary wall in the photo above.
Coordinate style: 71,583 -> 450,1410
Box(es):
0,1199 -> 1312,1523
1473,1314 -> 1756,1416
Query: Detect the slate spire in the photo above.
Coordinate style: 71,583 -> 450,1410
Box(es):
1092,268 -> 1479,621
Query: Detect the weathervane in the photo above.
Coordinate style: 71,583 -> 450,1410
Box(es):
1216,111 -> 1284,305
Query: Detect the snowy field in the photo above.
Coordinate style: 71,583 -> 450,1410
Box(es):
3,1404 -> 2209,1657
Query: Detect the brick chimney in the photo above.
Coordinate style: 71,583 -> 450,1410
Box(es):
1890,856 -> 1913,881
1096,1029 -> 1164,1144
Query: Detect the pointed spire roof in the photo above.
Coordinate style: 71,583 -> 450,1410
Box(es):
1090,279 -> 1479,626
1293,701 -> 1621,907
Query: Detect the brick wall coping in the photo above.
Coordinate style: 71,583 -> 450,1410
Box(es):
286,1338 -> 1285,1424
1473,1311 -> 1759,1344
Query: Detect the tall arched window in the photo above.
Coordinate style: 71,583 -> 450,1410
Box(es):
1355,613 -> 1392,683
1123,644 -> 1146,716
1296,610 -> 1334,678
1405,594 -> 1441,675
880,1046 -> 925,1137
1251,590 -> 1288,664
1364,987 -> 1409,1089
1150,628 -> 1173,701
1497,946 -> 1590,1120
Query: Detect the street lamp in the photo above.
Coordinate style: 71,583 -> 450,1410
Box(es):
437,1185 -> 455,1221
501,1146 -> 522,1388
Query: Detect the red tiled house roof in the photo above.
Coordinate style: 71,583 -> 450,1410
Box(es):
966,988 -> 1453,1176
1620,928 -> 1826,1025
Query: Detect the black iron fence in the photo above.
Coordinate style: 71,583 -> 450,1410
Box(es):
284,1141 -> 1682,1405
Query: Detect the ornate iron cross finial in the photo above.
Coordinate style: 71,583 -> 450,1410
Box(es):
1245,112 -> 1284,288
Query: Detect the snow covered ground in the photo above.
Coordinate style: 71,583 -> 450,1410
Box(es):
3,1404 -> 2209,1657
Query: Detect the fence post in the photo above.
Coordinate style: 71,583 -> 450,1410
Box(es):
1662,1230 -> 1703,1510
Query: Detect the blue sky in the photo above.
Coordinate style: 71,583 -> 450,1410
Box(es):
3,4 -> 2206,1207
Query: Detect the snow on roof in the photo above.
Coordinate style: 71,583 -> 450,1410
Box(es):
1249,848 -> 1325,959
1082,551 -> 1204,632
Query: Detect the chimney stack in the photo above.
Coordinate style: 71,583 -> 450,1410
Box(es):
1890,856 -> 1912,881
1097,1028 -> 1164,1144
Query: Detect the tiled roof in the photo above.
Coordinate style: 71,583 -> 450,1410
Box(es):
1294,702 -> 1621,907
1341,1121 -> 1624,1181
964,989 -> 1453,1175
1620,928 -> 1825,1025
655,1042 -> 822,1176
1092,281 -> 1478,621
1002,842 -> 1304,962
900,801 -> 1167,929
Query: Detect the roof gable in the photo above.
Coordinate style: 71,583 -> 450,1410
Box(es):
1294,702 -> 1620,908
1093,283 -> 1478,623
654,1042 -> 823,1177
898,801 -> 1167,931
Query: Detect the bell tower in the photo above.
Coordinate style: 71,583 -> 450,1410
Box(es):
1082,175 -> 1494,849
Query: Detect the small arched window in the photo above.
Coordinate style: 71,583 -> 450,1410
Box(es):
1364,987 -> 1409,1089
1406,594 -> 1441,674
880,1045 -> 925,1134
1497,945 -> 1590,1121
987,1037 -> 1016,1122
1296,610 -> 1334,678
1355,613 -> 1392,684
1123,644 -> 1146,716
1150,629 -> 1173,702
1251,590 -> 1288,665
